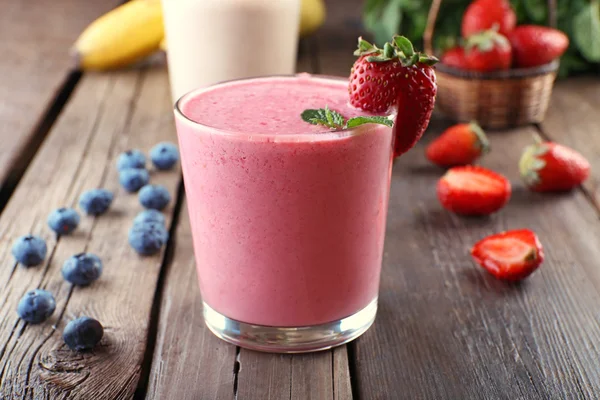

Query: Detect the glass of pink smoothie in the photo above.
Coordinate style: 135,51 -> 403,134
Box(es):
174,74 -> 394,353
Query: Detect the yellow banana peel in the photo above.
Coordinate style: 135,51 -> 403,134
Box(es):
299,0 -> 326,38
72,0 -> 164,70
73,0 -> 324,67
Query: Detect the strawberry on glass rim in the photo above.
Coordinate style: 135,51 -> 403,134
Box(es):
301,35 -> 438,158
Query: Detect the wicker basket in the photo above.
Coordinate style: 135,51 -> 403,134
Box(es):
424,0 -> 559,129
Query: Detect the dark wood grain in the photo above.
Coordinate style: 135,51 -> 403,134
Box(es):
0,66 -> 182,398
146,200 -> 236,400
0,0 -> 121,192
348,120 -> 600,399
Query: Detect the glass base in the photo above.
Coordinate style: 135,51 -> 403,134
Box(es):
203,298 -> 378,353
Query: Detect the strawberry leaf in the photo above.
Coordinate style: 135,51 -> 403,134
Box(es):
346,116 -> 393,128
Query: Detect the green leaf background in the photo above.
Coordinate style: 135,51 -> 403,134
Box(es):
363,0 -> 600,77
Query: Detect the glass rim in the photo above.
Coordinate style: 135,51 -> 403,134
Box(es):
173,74 -> 395,141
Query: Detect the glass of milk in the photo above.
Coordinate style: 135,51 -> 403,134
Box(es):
161,0 -> 301,101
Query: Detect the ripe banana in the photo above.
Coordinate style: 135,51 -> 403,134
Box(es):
72,0 -> 163,70
299,0 -> 326,38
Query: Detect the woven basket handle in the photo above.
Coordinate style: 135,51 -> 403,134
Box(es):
424,0 -> 557,55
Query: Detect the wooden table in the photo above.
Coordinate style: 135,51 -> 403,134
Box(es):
1,1 -> 600,399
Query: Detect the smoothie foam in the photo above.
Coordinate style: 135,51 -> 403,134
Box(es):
176,75 -> 393,326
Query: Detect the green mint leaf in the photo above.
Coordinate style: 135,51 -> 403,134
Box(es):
301,107 -> 345,129
393,35 -> 415,57
346,116 -> 394,129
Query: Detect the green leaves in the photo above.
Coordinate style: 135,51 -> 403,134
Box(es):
346,116 -> 394,128
301,107 -> 344,129
301,107 -> 393,130
573,0 -> 600,62
361,0 -> 598,77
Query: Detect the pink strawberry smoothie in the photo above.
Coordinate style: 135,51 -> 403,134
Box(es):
175,75 -> 394,326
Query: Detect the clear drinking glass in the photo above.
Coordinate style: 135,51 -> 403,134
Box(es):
161,0 -> 300,101
173,76 -> 394,353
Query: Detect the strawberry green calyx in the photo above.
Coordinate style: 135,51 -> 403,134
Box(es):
353,36 -> 438,67
465,28 -> 510,53
519,135 -> 548,187
469,121 -> 490,154
301,107 -> 393,130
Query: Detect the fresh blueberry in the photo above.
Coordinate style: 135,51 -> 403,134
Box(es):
128,222 -> 169,255
79,189 -> 114,215
139,184 -> 171,210
116,149 -> 146,171
17,289 -> 56,324
12,235 -> 47,266
47,207 -> 80,235
63,316 -> 104,351
133,209 -> 166,226
62,253 -> 103,286
150,142 -> 179,170
119,168 -> 150,193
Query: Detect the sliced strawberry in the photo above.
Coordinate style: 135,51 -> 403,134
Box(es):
464,29 -> 512,72
393,61 -> 437,157
471,229 -> 544,281
426,122 -> 489,167
519,136 -> 590,192
437,165 -> 511,216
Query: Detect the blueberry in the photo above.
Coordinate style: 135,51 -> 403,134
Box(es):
12,235 -> 47,266
79,189 -> 114,215
139,184 -> 171,210
129,222 -> 169,255
63,316 -> 104,351
116,149 -> 146,171
133,209 -> 166,226
17,289 -> 56,324
62,253 -> 103,286
47,207 -> 80,235
119,168 -> 150,193
150,142 -> 179,170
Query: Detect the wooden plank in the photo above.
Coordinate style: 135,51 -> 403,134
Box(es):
0,0 -> 122,190
146,199 -> 237,400
347,118 -> 600,398
0,65 -> 182,398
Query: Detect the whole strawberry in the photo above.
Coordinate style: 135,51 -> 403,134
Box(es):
426,122 -> 489,167
464,29 -> 512,72
471,229 -> 544,281
462,0 -> 516,37
441,46 -> 469,69
349,36 -> 438,157
508,25 -> 569,68
519,137 -> 590,192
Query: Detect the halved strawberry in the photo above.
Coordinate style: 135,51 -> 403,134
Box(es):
471,229 -> 544,281
437,165 -> 511,215
348,36 -> 438,157
519,136 -> 590,192
426,121 -> 489,167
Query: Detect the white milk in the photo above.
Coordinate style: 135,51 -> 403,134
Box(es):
161,0 -> 301,102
